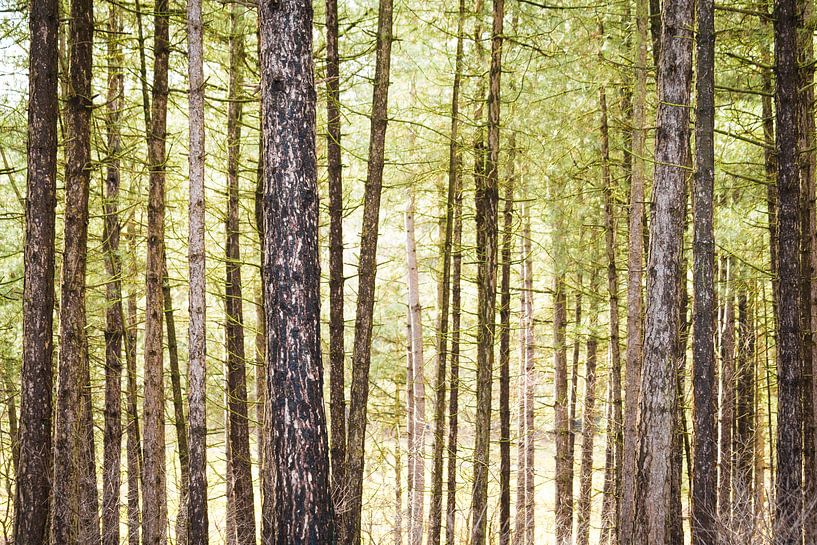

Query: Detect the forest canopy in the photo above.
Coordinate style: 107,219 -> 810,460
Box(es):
0,0 -> 811,543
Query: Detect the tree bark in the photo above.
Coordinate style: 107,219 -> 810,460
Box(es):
187,0 -> 209,539
102,6 -> 124,544
52,0 -> 98,539
259,0 -> 337,541
553,274 -> 571,545
125,220 -> 142,545
325,0 -> 347,524
719,261 -> 735,525
774,0 -> 804,541
224,6 -> 256,544
470,0 -> 502,541
633,0 -> 693,541
733,286 -> 755,537
343,0 -> 394,540
142,0 -> 171,537
692,0 -> 718,539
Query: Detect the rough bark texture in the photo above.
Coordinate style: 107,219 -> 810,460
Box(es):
498,140 -> 513,545
187,0 -> 209,540
470,0 -> 502,541
52,0 -> 98,540
633,0 -> 693,541
15,0 -> 58,540
142,0 -> 170,538
692,0 -> 718,539
719,266 -> 735,524
553,275 -> 571,545
342,0 -> 394,540
259,0 -> 337,542
325,0 -> 347,524
125,222 -> 142,545
773,0 -> 804,542
733,287 -> 755,537
102,7 -> 124,545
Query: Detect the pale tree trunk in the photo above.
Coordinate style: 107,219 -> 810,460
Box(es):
774,0 -> 804,541
633,0 -> 693,541
102,6 -> 125,545
142,0 -> 170,537
187,0 -> 209,539
405,189 -> 426,545
14,0 -> 58,537
52,0 -> 98,539
471,0 -> 502,542
343,0 -> 394,539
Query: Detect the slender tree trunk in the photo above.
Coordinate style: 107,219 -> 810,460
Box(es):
223,6 -> 256,544
568,283 -> 582,488
259,0 -> 336,539
619,0 -> 648,539
142,0 -> 171,537
774,0 -> 804,541
445,109 -> 465,545
691,0 -> 718,539
733,286 -> 755,537
325,0 -> 347,524
470,0 -> 502,541
576,271 -> 600,545
404,188 -> 426,545
343,0 -> 394,540
52,0 -> 97,539
428,5 -> 465,545
102,6 -> 125,545
15,0 -> 58,537
125,221 -> 142,545
187,0 -> 209,539
554,274 -> 571,545
498,138 -> 514,545
633,0 -> 693,541
719,261 -> 735,525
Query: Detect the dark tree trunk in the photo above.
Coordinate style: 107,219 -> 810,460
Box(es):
142,0 -> 170,537
343,0 -> 394,541
691,0 -> 718,539
633,0 -> 693,541
733,286 -> 755,537
325,0 -> 347,524
774,0 -> 804,541
224,6 -> 256,544
498,138 -> 513,545
259,0 -> 336,542
102,6 -> 125,545
554,275 -> 571,545
719,263 -> 735,525
15,0 -> 58,541
470,0 -> 502,542
52,0 -> 98,540
125,222 -> 142,545
187,0 -> 209,539
428,4 -> 465,545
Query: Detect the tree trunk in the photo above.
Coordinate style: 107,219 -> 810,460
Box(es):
719,261 -> 735,525
343,0 -> 394,540
733,286 -> 755,538
691,0 -> 718,539
325,0 -> 347,524
102,6 -> 124,544
619,0 -> 648,538
470,0 -> 502,541
404,188 -> 426,545
187,0 -> 209,539
774,0 -> 804,541
125,220 -> 142,545
142,0 -> 170,537
633,0 -> 693,541
15,0 -> 58,537
554,274 -> 571,545
223,6 -> 256,544
428,4 -> 465,545
576,270 -> 600,545
52,0 -> 98,539
259,0 -> 336,540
